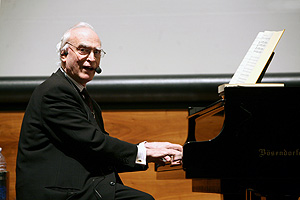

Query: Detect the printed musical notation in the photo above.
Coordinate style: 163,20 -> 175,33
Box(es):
229,30 -> 284,84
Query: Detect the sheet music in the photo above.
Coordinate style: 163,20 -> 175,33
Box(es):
229,31 -> 274,84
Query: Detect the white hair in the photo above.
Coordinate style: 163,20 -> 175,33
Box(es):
56,22 -> 95,65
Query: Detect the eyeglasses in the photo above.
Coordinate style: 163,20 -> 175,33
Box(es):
66,42 -> 106,58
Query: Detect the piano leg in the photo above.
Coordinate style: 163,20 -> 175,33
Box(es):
222,191 -> 299,200
222,189 -> 264,200
222,194 -> 244,200
265,195 -> 299,200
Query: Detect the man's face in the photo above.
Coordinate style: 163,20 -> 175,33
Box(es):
61,27 -> 102,86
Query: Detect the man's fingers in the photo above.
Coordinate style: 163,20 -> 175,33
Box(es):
165,143 -> 183,152
171,159 -> 182,166
145,142 -> 183,165
145,142 -> 183,152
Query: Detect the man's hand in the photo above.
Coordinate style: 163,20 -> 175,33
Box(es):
144,142 -> 183,166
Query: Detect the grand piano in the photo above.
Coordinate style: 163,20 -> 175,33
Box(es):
183,87 -> 300,200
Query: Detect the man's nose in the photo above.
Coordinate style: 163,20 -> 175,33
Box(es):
87,51 -> 96,61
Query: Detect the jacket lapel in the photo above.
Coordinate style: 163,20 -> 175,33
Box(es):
54,69 -> 106,133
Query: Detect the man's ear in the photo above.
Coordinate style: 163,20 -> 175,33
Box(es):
60,50 -> 68,62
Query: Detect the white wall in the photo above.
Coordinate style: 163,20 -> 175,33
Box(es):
0,0 -> 299,77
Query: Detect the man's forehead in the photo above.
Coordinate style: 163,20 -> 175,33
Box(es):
69,27 -> 101,46
77,42 -> 101,50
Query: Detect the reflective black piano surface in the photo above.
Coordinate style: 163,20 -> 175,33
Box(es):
183,87 -> 300,199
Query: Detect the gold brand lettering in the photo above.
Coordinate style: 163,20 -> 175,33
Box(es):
259,149 -> 300,157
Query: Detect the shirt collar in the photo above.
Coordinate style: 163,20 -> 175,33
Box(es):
60,67 -> 85,92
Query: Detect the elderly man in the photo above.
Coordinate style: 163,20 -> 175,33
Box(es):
16,22 -> 182,200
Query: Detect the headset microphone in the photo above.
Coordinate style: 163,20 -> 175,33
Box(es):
95,66 -> 102,74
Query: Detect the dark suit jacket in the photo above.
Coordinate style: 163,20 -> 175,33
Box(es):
16,69 -> 147,200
